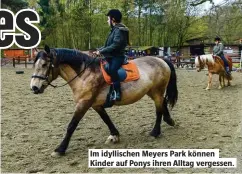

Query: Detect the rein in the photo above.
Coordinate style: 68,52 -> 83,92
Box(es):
50,57 -> 97,88
32,55 -> 97,88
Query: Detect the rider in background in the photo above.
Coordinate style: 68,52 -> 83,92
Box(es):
213,36 -> 230,75
93,9 -> 130,101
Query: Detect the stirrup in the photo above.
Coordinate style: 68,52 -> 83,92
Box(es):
110,89 -> 117,101
225,70 -> 231,76
226,71 -> 231,75
103,85 -> 115,108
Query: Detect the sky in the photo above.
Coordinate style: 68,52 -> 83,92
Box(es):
203,0 -> 225,10
198,0 -> 225,15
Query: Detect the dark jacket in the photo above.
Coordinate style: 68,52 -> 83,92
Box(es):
99,23 -> 129,58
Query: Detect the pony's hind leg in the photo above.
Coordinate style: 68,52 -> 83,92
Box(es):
93,106 -> 120,144
226,73 -> 232,86
162,100 -> 175,126
149,94 -> 164,138
227,79 -> 231,86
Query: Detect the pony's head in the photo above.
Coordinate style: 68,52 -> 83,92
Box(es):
30,45 -> 59,94
195,55 -> 207,72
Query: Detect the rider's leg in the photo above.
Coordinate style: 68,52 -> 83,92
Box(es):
109,58 -> 124,101
220,55 -> 230,74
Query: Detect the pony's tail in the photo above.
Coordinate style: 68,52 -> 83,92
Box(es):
163,58 -> 178,109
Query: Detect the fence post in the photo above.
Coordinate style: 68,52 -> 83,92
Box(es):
240,49 -> 242,69
176,56 -> 181,68
13,58 -> 15,68
25,57 -> 27,68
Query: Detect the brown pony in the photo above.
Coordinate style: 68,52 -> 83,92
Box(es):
195,54 -> 233,90
30,45 -> 178,157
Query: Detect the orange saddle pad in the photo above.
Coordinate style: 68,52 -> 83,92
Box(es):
100,60 -> 140,84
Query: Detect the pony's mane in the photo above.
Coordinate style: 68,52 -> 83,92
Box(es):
34,48 -> 100,74
54,48 -> 92,65
54,48 -> 99,74
195,54 -> 214,66
200,54 -> 214,63
201,54 -> 212,58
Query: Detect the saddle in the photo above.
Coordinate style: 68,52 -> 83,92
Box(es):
100,57 -> 140,108
100,57 -> 140,84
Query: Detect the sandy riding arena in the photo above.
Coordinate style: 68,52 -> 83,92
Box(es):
1,66 -> 242,173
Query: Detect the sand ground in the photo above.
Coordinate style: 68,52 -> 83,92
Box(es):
1,66 -> 242,173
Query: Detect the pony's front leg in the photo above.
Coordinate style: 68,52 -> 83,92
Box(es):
93,106 -> 119,144
51,100 -> 91,157
222,75 -> 225,87
218,74 -> 223,89
206,72 -> 212,90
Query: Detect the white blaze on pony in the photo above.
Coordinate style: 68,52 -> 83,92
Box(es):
30,59 -> 43,90
195,54 -> 233,90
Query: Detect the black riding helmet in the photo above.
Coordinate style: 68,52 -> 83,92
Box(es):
106,9 -> 122,23
214,36 -> 221,41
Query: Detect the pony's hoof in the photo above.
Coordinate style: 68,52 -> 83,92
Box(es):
150,129 -> 161,138
105,135 -> 119,144
218,86 -> 222,89
164,118 -> 175,126
205,88 -> 210,90
51,151 -> 64,158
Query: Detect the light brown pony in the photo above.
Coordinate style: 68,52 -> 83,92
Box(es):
195,54 -> 233,90
30,45 -> 178,157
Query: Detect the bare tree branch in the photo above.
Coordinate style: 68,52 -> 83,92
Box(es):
190,0 -> 213,6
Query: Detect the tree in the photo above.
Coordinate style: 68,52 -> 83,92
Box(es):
2,0 -> 28,12
20,0 -> 241,50
206,2 -> 242,44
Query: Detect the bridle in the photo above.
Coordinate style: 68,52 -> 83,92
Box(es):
31,50 -> 97,88
31,51 -> 56,87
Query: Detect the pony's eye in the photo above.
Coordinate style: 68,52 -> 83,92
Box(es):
42,64 -> 47,68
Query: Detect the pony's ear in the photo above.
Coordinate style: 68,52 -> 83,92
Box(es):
44,45 -> 51,54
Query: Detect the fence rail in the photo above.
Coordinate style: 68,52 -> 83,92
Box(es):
2,56 -> 32,68
160,52 -> 242,69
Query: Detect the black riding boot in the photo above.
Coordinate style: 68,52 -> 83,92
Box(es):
225,66 -> 231,75
113,82 -> 121,101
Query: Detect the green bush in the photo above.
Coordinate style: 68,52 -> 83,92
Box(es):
233,63 -> 240,68
1,50 -> 4,58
